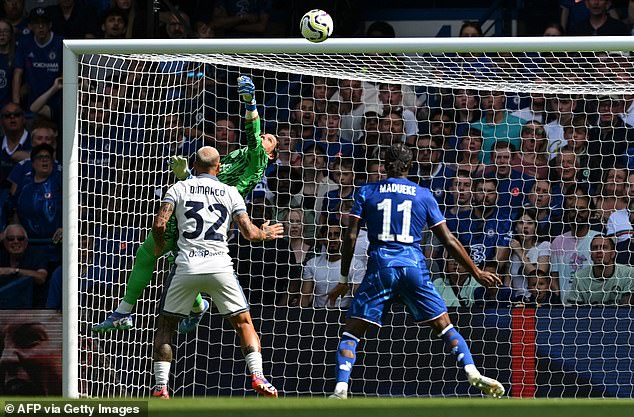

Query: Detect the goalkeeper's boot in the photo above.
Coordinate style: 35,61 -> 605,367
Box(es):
151,385 -> 170,400
178,299 -> 210,334
91,312 -> 133,333
468,372 -> 505,398
251,374 -> 278,398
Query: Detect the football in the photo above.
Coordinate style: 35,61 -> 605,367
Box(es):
300,9 -> 334,43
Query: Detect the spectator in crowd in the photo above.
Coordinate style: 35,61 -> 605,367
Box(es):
12,7 -> 63,110
276,208 -> 315,307
273,122 -> 295,166
112,0 -> 147,38
409,134 -> 455,208
320,156 -> 356,228
616,194 -> 634,264
317,104 -> 353,158
353,110 -> 381,160
100,7 -> 127,39
508,209 -> 551,301
29,76 -> 62,121
376,108 -> 407,155
0,18 -> 14,111
364,159 -> 384,184
607,171 -> 634,244
4,0 -> 28,36
290,97 -> 318,140
543,22 -> 565,36
524,179 -> 565,240
0,102 -> 30,188
451,177 -> 512,276
161,10 -> 189,39
425,109 -> 456,150
295,140 -> 335,216
450,129 -> 485,177
45,264 -> 61,308
444,174 -> 473,232
471,90 -> 524,164
587,95 -> 632,182
568,0 -> 630,36
9,143 -> 62,263
562,116 -> 590,167
433,247 -> 483,307
205,117 -> 239,156
308,76 -> 333,116
47,0 -> 99,38
0,224 -> 49,307
210,0 -> 271,38
568,234 -> 634,305
544,94 -> 579,158
550,187 -> 600,303
485,141 -> 535,219
511,86 -> 548,124
551,147 -> 588,197
8,125 -> 58,194
377,83 -> 418,141
366,20 -> 395,37
300,222 -> 364,308
512,121 -> 550,179
452,88 -> 480,140
333,78 -> 367,143
0,310 -> 62,395
593,166 -> 629,226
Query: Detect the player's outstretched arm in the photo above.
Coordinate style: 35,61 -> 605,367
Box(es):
234,212 -> 283,242
152,202 -> 175,256
431,221 -> 502,288
328,216 -> 361,303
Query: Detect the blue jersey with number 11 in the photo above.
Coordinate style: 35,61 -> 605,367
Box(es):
350,177 -> 445,272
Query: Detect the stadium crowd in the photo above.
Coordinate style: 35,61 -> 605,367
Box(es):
1,0 -> 634,310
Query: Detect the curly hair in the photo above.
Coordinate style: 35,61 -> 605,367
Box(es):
384,143 -> 412,178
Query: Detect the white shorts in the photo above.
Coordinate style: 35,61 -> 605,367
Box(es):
160,270 -> 249,318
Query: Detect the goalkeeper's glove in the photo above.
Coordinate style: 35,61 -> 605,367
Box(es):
237,75 -> 257,110
167,155 -> 191,181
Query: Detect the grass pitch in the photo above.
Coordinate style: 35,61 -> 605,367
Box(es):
2,397 -> 631,417
148,397 -> 633,417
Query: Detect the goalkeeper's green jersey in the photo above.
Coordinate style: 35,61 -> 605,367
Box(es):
217,115 -> 268,197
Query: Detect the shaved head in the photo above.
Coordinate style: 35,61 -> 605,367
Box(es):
194,146 -> 220,174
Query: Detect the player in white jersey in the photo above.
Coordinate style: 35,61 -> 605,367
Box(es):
150,146 -> 284,399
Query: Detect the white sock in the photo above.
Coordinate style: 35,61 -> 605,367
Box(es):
334,382 -> 348,393
464,364 -> 480,380
154,361 -> 171,387
115,301 -> 134,315
191,298 -> 205,313
245,352 -> 263,378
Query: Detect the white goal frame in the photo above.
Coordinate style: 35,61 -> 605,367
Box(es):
62,36 -> 634,398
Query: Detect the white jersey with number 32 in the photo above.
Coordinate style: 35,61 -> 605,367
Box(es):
162,174 -> 246,274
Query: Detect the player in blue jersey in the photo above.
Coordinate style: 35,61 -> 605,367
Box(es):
327,143 -> 505,399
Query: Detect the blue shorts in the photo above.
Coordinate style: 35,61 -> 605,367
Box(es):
348,266 -> 448,326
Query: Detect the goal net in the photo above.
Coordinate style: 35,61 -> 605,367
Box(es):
69,38 -> 634,399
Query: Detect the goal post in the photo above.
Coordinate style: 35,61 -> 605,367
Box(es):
63,37 -> 634,399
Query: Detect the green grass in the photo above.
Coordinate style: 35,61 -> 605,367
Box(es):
146,397 -> 633,417
2,397 -> 632,417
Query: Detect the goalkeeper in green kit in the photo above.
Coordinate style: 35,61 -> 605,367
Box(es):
93,75 -> 278,334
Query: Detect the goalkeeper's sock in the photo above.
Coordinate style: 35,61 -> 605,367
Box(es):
115,301 -> 134,315
245,352 -> 264,378
438,324 -> 475,368
191,294 -> 205,313
335,332 -> 359,386
154,361 -> 171,387
122,236 -> 160,305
